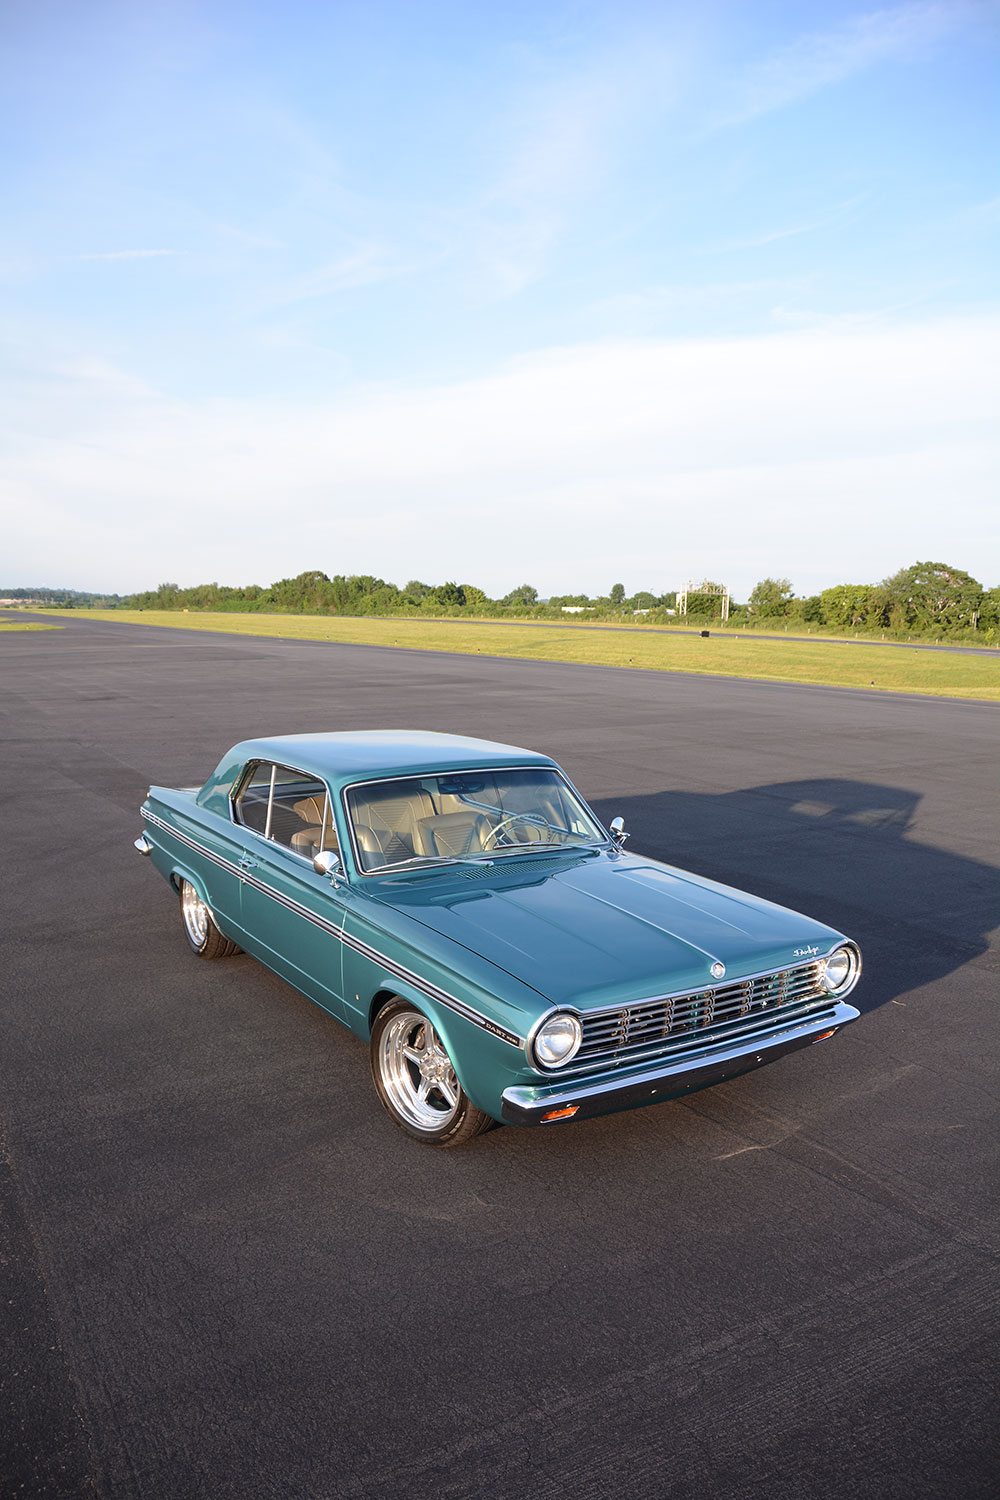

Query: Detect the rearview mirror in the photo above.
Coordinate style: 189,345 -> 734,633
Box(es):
610,816 -> 629,847
313,849 -> 344,881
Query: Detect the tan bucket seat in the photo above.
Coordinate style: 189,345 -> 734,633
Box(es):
290,794 -> 339,860
352,787 -> 436,867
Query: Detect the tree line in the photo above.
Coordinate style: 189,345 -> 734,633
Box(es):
0,587 -> 118,606
116,575 -> 690,619
747,562 -> 998,639
8,561 -> 997,643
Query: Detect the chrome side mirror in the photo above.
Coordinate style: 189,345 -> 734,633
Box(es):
313,849 -> 344,881
610,816 -> 629,848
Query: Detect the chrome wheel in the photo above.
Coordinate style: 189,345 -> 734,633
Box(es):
376,1009 -> 461,1131
180,880 -> 210,949
177,878 -> 240,960
370,1000 -> 494,1145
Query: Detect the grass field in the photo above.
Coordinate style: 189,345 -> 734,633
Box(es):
34,609 -> 999,701
0,620 -> 62,632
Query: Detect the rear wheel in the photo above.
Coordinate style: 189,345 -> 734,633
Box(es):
370,1000 -> 493,1146
178,878 -> 240,959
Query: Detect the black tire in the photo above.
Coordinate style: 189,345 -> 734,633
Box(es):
178,878 -> 241,959
370,999 -> 494,1147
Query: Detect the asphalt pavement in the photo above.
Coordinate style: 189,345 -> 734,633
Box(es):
2,613 -> 997,1500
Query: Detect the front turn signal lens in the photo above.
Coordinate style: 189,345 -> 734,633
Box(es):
541,1106 -> 579,1123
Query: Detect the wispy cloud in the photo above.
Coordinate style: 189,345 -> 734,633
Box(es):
728,220 -> 828,249
474,69 -> 621,296
473,35 -> 686,296
963,195 -> 1000,224
714,195 -> 869,251
263,242 -> 412,309
4,314 -> 997,596
78,249 -> 180,261
767,287 -> 955,328
707,3 -> 965,130
585,278 -> 814,336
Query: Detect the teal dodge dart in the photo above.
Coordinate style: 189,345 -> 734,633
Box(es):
135,731 -> 862,1145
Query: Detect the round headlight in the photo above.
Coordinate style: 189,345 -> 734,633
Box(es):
822,946 -> 857,994
533,1013 -> 583,1068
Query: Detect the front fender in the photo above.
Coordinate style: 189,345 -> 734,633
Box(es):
366,981 -> 530,1122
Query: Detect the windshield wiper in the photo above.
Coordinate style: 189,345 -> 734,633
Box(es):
371,853 -> 495,873
487,840 -> 603,858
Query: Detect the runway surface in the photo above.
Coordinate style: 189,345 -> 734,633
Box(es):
2,614 -> 997,1500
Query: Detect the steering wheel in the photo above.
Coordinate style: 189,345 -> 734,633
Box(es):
483,812 -> 549,849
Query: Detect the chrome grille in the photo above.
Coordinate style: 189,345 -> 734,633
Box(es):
575,960 -> 827,1070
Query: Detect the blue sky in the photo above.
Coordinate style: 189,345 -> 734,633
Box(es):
2,0 -> 997,597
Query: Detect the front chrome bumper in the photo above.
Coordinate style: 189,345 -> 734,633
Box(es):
501,1000 -> 860,1125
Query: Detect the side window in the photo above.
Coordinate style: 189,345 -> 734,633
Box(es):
237,763 -> 273,834
235,763 -> 339,861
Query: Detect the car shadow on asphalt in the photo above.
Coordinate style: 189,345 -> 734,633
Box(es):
589,778 -> 997,1017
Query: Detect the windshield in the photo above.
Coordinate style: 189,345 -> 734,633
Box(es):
345,768 -> 606,872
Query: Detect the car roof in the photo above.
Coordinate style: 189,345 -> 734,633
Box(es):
196,730 -> 558,811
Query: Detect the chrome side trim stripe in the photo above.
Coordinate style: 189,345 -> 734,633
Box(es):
143,809 -> 241,878
244,869 -> 349,942
141,808 -> 525,1048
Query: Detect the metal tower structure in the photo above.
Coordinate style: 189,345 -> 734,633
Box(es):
676,580 -> 730,622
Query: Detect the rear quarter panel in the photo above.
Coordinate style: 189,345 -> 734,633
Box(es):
142,786 -> 247,945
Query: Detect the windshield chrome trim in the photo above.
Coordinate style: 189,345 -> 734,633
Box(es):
339,764 -> 610,877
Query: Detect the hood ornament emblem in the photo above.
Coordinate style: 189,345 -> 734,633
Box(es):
710,961 -> 726,980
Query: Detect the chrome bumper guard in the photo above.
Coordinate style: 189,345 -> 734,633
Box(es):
134,835 -> 152,855
501,1001 -> 860,1125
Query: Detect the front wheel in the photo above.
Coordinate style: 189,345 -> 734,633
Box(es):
178,878 -> 240,959
370,1000 -> 493,1146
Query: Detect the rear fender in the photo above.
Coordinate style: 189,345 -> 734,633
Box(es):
165,860 -> 246,949
164,858 -> 225,918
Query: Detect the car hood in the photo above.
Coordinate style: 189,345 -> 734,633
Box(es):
372,851 -> 844,1011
